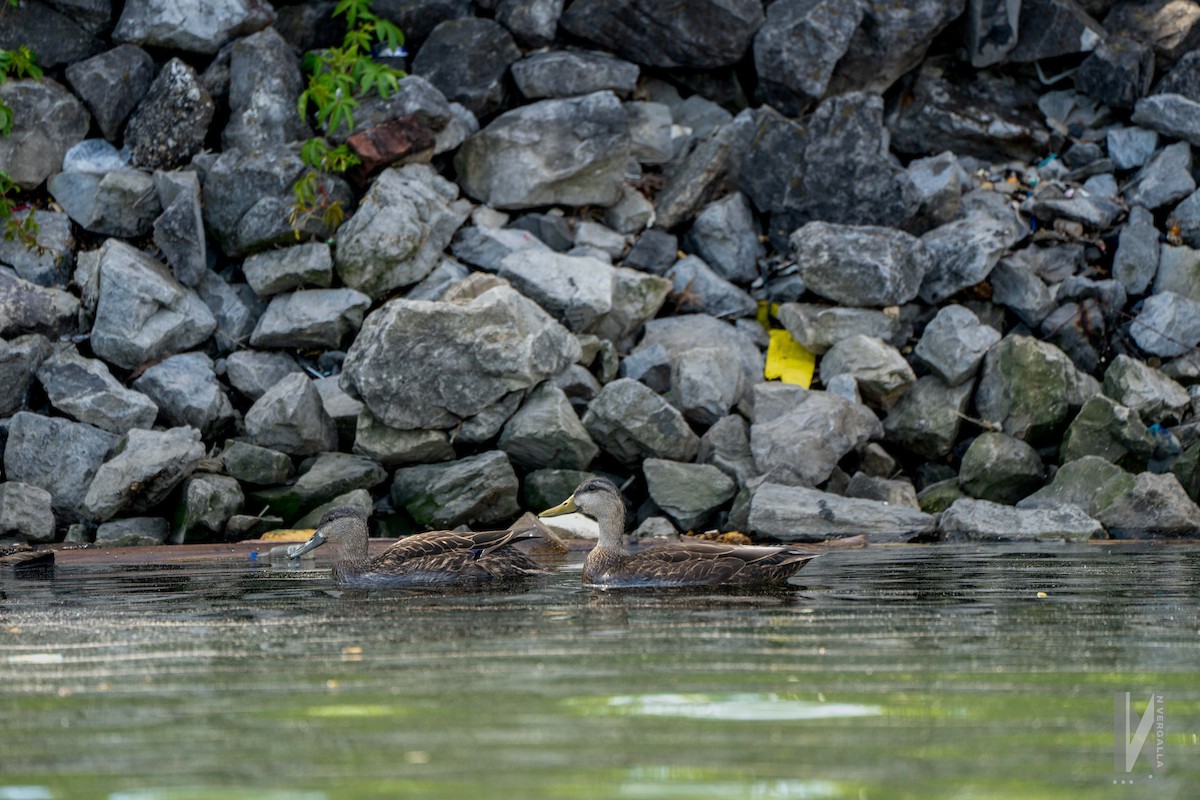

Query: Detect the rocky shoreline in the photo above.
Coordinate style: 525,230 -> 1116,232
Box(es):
3,0 -> 1200,548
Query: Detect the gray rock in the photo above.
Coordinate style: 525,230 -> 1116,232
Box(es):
826,0 -> 966,95
249,288 -> 371,350
221,440 -> 294,486
791,222 -> 927,307
1061,395 -> 1156,470
412,17 -> 521,118
1018,455 -> 1135,516
883,375 -> 974,459
1022,178 -> 1125,230
905,151 -> 964,234
1122,140 -> 1196,209
663,255 -> 757,319
1154,48 -> 1200,100
251,452 -> 387,522
845,473 -> 920,509
392,450 -> 520,529
1076,36 -> 1154,110
915,304 -> 1002,386
244,372 -> 339,456
958,432 -> 1045,504
625,103 -> 675,169
988,257 -> 1057,327
747,482 -> 935,542
342,73 -> 458,150
605,185 -> 658,233
574,221 -> 626,259
0,334 -> 51,417
559,0 -> 764,69
0,482 -> 56,543
174,473 -> 244,543
1152,244 -> 1200,302
1008,0 -> 1104,62
3,412 -> 118,523
496,0 -> 564,47
124,58 -> 215,171
196,271 -> 262,353
507,213 -> 573,253
242,242 -> 333,298
335,164 -> 471,299
1097,471 -> 1200,537
622,229 -> 679,274
643,458 -> 736,531
497,250 -> 614,332
0,271 -> 80,340
36,345 -> 157,435
975,334 -> 1097,442
456,92 -> 631,210
670,346 -> 747,427
1168,187 -> 1200,249
452,225 -> 552,271
343,285 -> 580,430
753,0 -> 865,116
919,208 -> 1027,304
133,352 -> 235,438
1113,205 -> 1160,296
152,170 -> 207,287
88,240 -> 215,370
637,314 -> 763,403
64,45 -> 155,142
1131,93 -> 1200,147
655,122 -> 740,230
939,498 -> 1103,542
313,376 -> 363,448
456,391 -> 523,445
48,168 -> 162,238
511,49 -> 639,100
1104,0 -> 1200,60
0,78 -> 90,190
583,378 -> 699,466
223,27 -> 308,150
698,414 -> 756,487
0,1 -> 103,70
888,60 -> 1050,162
619,342 -> 672,392
82,426 -> 206,523
776,303 -> 902,355
682,192 -> 762,285
966,0 -> 1020,66
0,210 -> 74,288
819,335 -> 916,409
405,258 -> 472,301
730,106 -> 805,240
1102,354 -> 1191,424
1106,126 -> 1159,171
776,92 -> 919,243
114,0 -> 274,54
750,384 -> 883,486
223,350 -> 300,401
95,517 -> 170,547
1130,291 -> 1200,357
498,382 -> 597,470
578,262 -> 667,345
200,144 -> 352,256
353,411 -> 455,469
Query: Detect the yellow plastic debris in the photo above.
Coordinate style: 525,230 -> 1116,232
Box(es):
757,300 -> 815,388
260,529 -> 316,541
765,328 -> 815,387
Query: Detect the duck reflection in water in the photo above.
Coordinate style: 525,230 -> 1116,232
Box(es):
540,477 -> 818,589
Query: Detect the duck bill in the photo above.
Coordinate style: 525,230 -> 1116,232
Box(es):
288,531 -> 327,559
539,495 -> 578,518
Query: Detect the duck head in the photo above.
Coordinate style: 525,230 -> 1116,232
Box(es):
539,477 -> 626,549
289,505 -> 369,562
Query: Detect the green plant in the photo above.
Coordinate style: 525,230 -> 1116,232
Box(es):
290,0 -> 406,235
0,41 -> 43,252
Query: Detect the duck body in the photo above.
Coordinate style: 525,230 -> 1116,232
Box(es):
289,506 -> 544,588
540,478 -> 817,589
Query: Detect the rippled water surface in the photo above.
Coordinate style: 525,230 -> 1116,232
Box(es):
1,543 -> 1198,799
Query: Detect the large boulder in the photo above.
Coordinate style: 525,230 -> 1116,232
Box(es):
0,271 -> 81,339
455,92 -> 631,209
81,427 -> 207,523
643,458 -> 736,531
582,378 -> 700,465
883,375 -> 974,460
1097,471 -> 1200,538
132,352 -> 235,438
36,345 -> 158,435
753,0 -> 864,116
223,27 -> 309,150
747,482 -> 935,542
3,412 -> 119,524
0,78 -> 90,190
342,285 -> 580,430
412,17 -> 521,118
114,0 -> 275,54
243,372 -> 339,456
938,498 -> 1103,542
334,164 -> 471,299
498,382 -> 598,470
791,222 -> 928,307
392,451 -> 521,529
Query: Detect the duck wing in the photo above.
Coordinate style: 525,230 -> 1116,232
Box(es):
378,526 -> 541,562
625,540 -> 817,586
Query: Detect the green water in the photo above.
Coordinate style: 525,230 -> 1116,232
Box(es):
1,544 -> 1197,799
